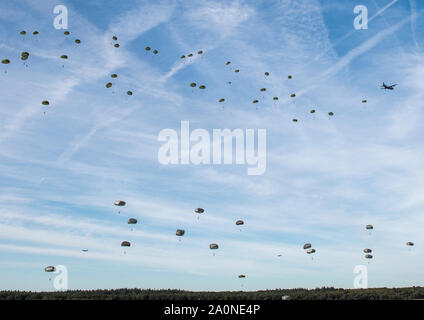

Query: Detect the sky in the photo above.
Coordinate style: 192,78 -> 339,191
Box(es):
0,0 -> 423,292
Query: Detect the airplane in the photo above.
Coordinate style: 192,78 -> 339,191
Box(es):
381,82 -> 397,90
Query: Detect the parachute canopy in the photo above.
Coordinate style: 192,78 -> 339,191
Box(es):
234,69 -> 240,73
219,98 -> 225,103
252,100 -> 259,103
306,249 -> 316,254
33,31 -> 39,35
127,91 -> 133,96
190,83 -> 197,87
198,50 -> 203,55
290,93 -> 296,98
188,53 -> 193,57
365,254 -> 373,259
21,52 -> 29,61
194,208 -> 204,214
111,74 -> 118,78
362,100 -> 367,103
44,266 -> 55,272
1,59 -> 10,64
176,229 -> 185,236
264,72 -> 269,76
406,242 -> 414,246
114,44 -> 120,48
226,61 -> 231,65
121,241 -> 131,247
366,225 -> 373,230
273,97 -> 279,100
238,275 -> 246,278
363,248 -> 372,253
153,49 -> 158,54
292,119 -> 298,122
106,82 -> 112,88
114,200 -> 126,206
145,46 -> 151,51
20,30 -> 26,35
209,243 -> 219,250
181,55 -> 186,59
112,36 -> 118,41
303,243 -> 312,250
75,39 -> 81,44
41,100 -> 50,106
235,220 -> 244,226
199,85 -> 206,89
60,55 -> 68,59
288,75 -> 292,79
128,218 -> 137,224
310,109 -> 316,113
328,112 -> 334,116
64,31 -> 70,35
260,88 -> 266,92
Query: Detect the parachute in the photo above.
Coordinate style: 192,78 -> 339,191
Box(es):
21,52 -> 29,61
64,31 -> 70,35
106,82 -> 112,88
273,97 -> 279,100
234,69 -> 240,73
145,46 -> 151,51
181,55 -> 186,59
292,119 -> 298,122
127,91 -> 133,96
306,249 -> 316,254
114,44 -> 120,48
328,112 -> 334,116
406,242 -> 414,246
153,49 -> 158,54
219,98 -> 225,103
75,39 -> 81,44
235,220 -> 244,226
112,36 -> 118,41
82,249 -> 88,252
176,229 -> 185,236
111,74 -> 118,78
288,75 -> 292,79
303,243 -> 312,250
114,200 -> 126,206
199,85 -> 206,89
290,93 -> 296,98
121,241 -> 131,247
20,31 -> 26,35
188,53 -> 193,57
128,218 -> 137,224
363,249 -> 372,253
310,109 -> 316,113
238,275 -> 246,278
362,100 -> 367,103
190,83 -> 197,88
260,88 -> 266,92
366,225 -> 373,230
41,100 -> 50,106
60,55 -> 68,59
252,100 -> 259,103
226,61 -> 231,65
264,72 -> 269,76
33,31 -> 39,35
44,266 -> 55,272
1,59 -> 10,64
210,243 -> 219,250
365,254 -> 373,259
198,50 -> 203,55
194,208 -> 204,213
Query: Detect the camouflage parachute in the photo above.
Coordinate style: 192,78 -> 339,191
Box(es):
303,243 -> 312,250
176,229 -> 185,236
235,220 -> 244,226
194,208 -> 204,214
44,266 -> 55,272
121,241 -> 131,247
114,200 -> 126,206
128,218 -> 138,224
209,243 -> 219,250
306,249 -> 316,254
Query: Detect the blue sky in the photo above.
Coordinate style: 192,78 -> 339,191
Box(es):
0,0 -> 424,292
